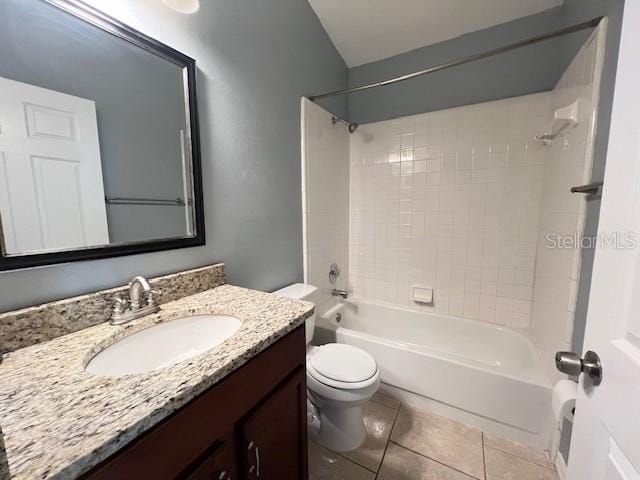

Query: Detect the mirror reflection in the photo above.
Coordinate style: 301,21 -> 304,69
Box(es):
0,0 -> 197,258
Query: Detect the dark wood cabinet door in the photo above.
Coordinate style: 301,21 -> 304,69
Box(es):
182,438 -> 237,480
240,367 -> 308,480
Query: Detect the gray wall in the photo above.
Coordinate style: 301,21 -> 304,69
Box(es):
0,0 -> 347,312
0,0 -> 189,244
347,7 -> 569,124
346,2 -> 623,127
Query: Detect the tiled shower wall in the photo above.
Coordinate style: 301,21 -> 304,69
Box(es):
348,93 -> 551,328
531,26 -> 605,382
301,98 -> 349,315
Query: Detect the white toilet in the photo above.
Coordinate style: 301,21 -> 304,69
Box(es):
274,283 -> 380,452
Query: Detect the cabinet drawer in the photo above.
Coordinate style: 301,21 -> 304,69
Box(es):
183,440 -> 236,480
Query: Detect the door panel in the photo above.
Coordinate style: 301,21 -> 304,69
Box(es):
25,103 -> 77,141
603,440 -> 640,480
32,157 -> 86,249
0,152 -> 42,251
240,367 -> 307,480
568,3 -> 640,479
0,76 -> 109,254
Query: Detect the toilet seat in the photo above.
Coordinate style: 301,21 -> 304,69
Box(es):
307,343 -> 379,390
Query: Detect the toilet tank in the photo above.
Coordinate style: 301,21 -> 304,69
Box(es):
273,283 -> 317,345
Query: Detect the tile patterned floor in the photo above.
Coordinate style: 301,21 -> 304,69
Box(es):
309,392 -> 559,480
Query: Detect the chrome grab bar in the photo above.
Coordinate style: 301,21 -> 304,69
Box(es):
105,196 -> 185,206
570,182 -> 603,194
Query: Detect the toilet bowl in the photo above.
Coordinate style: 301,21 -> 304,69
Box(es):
273,283 -> 379,452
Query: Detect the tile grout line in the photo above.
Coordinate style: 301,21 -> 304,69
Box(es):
374,403 -> 402,479
369,395 -> 400,410
398,401 -> 555,476
387,440 -> 483,480
329,402 -> 401,475
311,439 -> 376,476
482,434 -> 555,470
330,448 -> 378,475
483,445 -> 557,472
482,432 -> 488,480
311,398 -> 556,479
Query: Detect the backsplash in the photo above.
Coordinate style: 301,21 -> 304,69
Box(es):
0,263 -> 225,353
348,92 -> 551,328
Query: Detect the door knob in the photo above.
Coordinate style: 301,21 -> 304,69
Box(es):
555,350 -> 602,386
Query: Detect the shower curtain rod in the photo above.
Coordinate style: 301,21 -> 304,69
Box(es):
309,17 -> 603,101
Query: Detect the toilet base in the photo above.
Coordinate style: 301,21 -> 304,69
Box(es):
308,399 -> 367,452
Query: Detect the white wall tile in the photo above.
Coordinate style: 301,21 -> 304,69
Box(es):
348,92 -> 550,326
302,99 -> 349,315
530,26 -> 605,382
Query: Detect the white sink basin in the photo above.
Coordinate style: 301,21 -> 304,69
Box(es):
85,314 -> 242,376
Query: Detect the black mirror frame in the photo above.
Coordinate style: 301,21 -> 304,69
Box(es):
0,0 -> 205,271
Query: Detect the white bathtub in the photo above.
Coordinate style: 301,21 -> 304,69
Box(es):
314,300 -> 553,447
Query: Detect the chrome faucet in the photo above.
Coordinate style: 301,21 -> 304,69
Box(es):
331,289 -> 349,299
129,276 -> 153,309
110,276 -> 160,325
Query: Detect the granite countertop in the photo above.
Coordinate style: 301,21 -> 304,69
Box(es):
0,284 -> 314,480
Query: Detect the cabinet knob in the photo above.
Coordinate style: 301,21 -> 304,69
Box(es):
216,471 -> 230,480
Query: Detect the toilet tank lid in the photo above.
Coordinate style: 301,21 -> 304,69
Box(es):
273,283 -> 317,300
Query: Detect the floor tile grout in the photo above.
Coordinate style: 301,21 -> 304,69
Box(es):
387,440 -> 484,480
374,402 -> 402,479
369,395 -> 401,412
311,439 -> 376,476
482,432 -> 488,480
310,397 -> 558,480
396,402 -> 557,476
328,400 -> 399,475
483,444 -> 556,472
331,451 -> 378,475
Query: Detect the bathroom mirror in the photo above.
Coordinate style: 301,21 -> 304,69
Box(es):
0,0 -> 204,271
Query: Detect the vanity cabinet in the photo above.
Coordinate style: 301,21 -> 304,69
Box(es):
241,369 -> 307,479
82,326 -> 307,480
183,439 -> 237,480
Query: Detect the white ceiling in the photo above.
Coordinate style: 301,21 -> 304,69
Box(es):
308,0 -> 565,67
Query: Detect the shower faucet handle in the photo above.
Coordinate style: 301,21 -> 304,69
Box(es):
329,263 -> 340,284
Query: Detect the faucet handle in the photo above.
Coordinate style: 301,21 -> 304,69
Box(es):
147,289 -> 162,306
112,296 -> 129,319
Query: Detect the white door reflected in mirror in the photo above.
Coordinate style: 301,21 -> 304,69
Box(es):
0,76 -> 110,255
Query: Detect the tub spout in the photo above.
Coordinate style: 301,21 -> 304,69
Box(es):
332,289 -> 349,299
